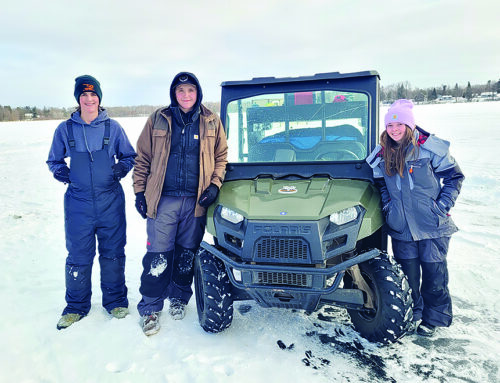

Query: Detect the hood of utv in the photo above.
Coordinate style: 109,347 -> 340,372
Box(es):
216,177 -> 379,221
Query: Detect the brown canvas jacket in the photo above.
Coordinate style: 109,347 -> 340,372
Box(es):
133,104 -> 228,218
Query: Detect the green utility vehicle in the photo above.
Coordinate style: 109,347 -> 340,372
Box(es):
194,71 -> 413,344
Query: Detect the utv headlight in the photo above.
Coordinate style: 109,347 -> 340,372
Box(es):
329,206 -> 358,226
221,207 -> 244,224
232,268 -> 242,282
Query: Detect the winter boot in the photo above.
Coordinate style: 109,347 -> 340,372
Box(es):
110,307 -> 129,319
169,298 -> 187,320
142,312 -> 161,336
417,321 -> 436,337
57,313 -> 83,330
407,320 -> 419,334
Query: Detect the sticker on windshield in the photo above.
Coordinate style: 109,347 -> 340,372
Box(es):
278,186 -> 297,194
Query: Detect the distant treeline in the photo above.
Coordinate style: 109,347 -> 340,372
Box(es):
1,79 -> 498,122
0,101 -> 222,122
382,79 -> 500,103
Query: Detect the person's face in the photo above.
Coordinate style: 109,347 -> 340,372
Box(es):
386,122 -> 407,142
79,92 -> 99,114
175,84 -> 197,112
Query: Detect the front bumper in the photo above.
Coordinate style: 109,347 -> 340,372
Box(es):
201,241 -> 379,292
201,241 -> 379,310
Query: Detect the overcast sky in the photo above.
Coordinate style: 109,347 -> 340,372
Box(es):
1,0 -> 499,108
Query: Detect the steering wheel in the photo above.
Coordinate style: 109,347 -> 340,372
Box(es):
315,149 -> 360,161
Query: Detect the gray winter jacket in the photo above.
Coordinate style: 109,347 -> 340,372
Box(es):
366,127 -> 464,241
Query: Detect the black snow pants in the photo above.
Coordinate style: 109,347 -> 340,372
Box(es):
392,237 -> 453,327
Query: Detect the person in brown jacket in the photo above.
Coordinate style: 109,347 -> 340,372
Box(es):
133,72 -> 228,336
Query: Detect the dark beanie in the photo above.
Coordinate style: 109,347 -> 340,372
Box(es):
171,73 -> 197,89
74,75 -> 102,104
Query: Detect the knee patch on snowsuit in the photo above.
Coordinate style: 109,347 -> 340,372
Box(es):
65,263 -> 92,291
139,251 -> 173,298
172,246 -> 196,287
99,254 -> 126,284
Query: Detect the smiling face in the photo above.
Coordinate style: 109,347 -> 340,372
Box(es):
79,91 -> 99,115
175,84 -> 197,113
386,122 -> 408,142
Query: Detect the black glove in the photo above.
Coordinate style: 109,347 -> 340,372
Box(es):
135,192 -> 148,219
54,166 -> 70,184
198,184 -> 219,208
112,162 -> 127,181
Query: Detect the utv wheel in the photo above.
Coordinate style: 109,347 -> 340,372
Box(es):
344,252 -> 413,344
194,248 -> 234,333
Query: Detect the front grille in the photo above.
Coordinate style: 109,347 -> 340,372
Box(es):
255,238 -> 309,261
254,271 -> 310,287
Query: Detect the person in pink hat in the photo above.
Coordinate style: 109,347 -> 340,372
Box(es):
366,99 -> 464,337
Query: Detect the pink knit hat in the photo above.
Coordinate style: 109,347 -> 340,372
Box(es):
384,99 -> 415,129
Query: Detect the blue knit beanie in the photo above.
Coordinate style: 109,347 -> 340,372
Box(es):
74,75 -> 102,104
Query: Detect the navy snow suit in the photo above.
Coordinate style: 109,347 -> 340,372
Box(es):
367,127 -> 464,327
47,110 -> 136,316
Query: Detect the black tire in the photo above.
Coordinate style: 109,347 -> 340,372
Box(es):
194,248 -> 234,333
344,252 -> 413,344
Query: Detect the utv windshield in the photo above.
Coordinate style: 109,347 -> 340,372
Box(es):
225,90 -> 369,163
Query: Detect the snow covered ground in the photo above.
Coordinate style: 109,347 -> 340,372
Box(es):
1,101 -> 499,382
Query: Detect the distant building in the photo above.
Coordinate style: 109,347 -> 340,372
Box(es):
472,92 -> 499,102
436,95 -> 455,103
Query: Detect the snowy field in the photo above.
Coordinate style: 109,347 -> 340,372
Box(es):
1,101 -> 499,383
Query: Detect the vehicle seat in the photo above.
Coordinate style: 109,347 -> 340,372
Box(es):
274,148 -> 296,162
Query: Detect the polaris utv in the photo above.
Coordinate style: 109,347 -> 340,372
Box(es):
194,71 -> 413,344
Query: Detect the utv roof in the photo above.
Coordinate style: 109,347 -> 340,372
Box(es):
221,70 -> 380,87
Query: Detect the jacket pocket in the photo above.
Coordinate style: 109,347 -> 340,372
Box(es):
430,199 -> 449,227
417,199 -> 441,228
409,158 -> 438,190
151,129 -> 167,161
386,200 -> 406,234
152,129 -> 167,137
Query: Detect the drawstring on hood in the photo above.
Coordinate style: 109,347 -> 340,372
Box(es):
82,124 -> 94,161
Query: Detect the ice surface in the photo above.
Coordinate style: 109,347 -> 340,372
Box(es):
1,102 -> 499,382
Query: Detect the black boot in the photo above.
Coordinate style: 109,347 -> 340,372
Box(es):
417,321 -> 436,337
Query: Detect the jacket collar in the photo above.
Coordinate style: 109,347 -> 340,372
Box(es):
70,108 -> 108,126
161,104 -> 216,123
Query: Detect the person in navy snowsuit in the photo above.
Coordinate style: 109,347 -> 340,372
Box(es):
367,99 -> 464,337
47,75 -> 136,329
